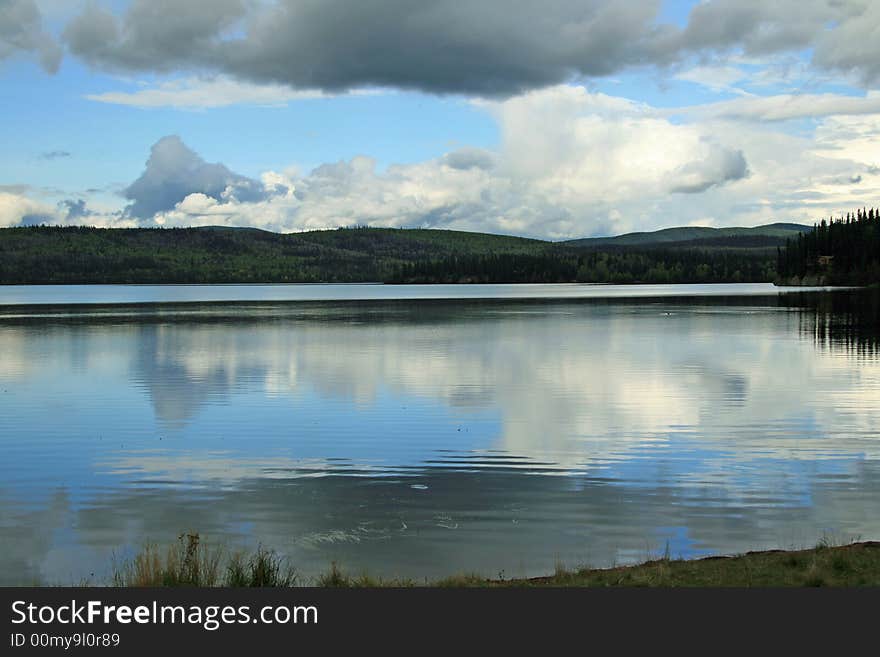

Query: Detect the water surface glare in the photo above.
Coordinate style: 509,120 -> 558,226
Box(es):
0,282 -> 837,306
0,285 -> 878,584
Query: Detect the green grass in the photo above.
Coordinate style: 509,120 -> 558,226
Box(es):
103,534 -> 880,588
111,534 -> 296,588
223,546 -> 298,587
111,533 -> 222,587
466,541 -> 880,587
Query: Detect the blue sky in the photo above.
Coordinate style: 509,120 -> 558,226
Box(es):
1,0 -> 879,238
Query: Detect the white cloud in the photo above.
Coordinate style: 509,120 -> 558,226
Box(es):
680,91 -> 880,122
0,190 -> 141,228
85,76 -> 336,110
228,86 -> 744,237
0,191 -> 56,226
142,84 -> 880,238
485,86 -> 746,201
13,83 -> 880,238
814,114 -> 880,167
675,65 -> 752,95
37,309 -> 880,474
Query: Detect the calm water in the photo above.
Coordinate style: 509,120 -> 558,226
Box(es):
0,282 -> 837,306
1,284 -> 878,584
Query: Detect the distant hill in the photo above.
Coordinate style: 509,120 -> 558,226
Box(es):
0,223 -> 790,285
565,223 -> 811,250
0,225 -> 555,285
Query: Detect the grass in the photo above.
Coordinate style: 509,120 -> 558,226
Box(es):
224,546 -> 298,587
313,562 -> 402,588
481,541 -> 880,588
104,534 -> 880,588
112,534 -> 296,588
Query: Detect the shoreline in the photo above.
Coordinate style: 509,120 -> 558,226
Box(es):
486,541 -> 880,588
0,282 -> 847,309
30,537 -> 880,588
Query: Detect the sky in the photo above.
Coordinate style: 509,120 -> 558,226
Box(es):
1,0 -> 879,239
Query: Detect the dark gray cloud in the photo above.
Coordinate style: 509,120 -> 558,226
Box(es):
60,1 -> 880,95
12,200 -> 93,227
124,135 -> 268,219
64,0 -> 676,96
669,146 -> 749,194
60,198 -> 91,220
442,148 -> 496,171
40,150 -> 71,160
813,3 -> 880,87
678,1 -> 880,87
679,0 -> 835,55
0,0 -> 61,73
64,0 -> 247,73
823,174 -> 864,186
18,213 -> 54,226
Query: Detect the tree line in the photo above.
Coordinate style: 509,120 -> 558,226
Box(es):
0,225 -> 782,285
389,249 -> 775,284
776,208 -> 880,285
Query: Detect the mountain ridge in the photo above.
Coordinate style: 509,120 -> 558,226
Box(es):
564,222 -> 811,248
0,222 -> 806,285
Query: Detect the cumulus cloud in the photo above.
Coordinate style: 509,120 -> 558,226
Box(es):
124,135 -> 270,219
668,145 -> 749,194
138,83 -> 880,238
58,0 -> 880,95
0,190 -> 132,228
0,0 -> 61,72
442,148 -> 497,171
60,198 -> 90,220
671,1 -> 878,86
10,79 -> 879,238
0,191 -> 55,227
483,86 -> 750,210
144,87 -> 760,238
813,2 -> 880,87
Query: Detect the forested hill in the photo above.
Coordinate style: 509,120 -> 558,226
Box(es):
566,223 -> 810,249
776,208 -> 880,286
0,226 -> 552,284
1,224 -> 782,285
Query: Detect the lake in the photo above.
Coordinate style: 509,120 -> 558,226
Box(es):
0,282 -> 837,306
1,284 -> 878,584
